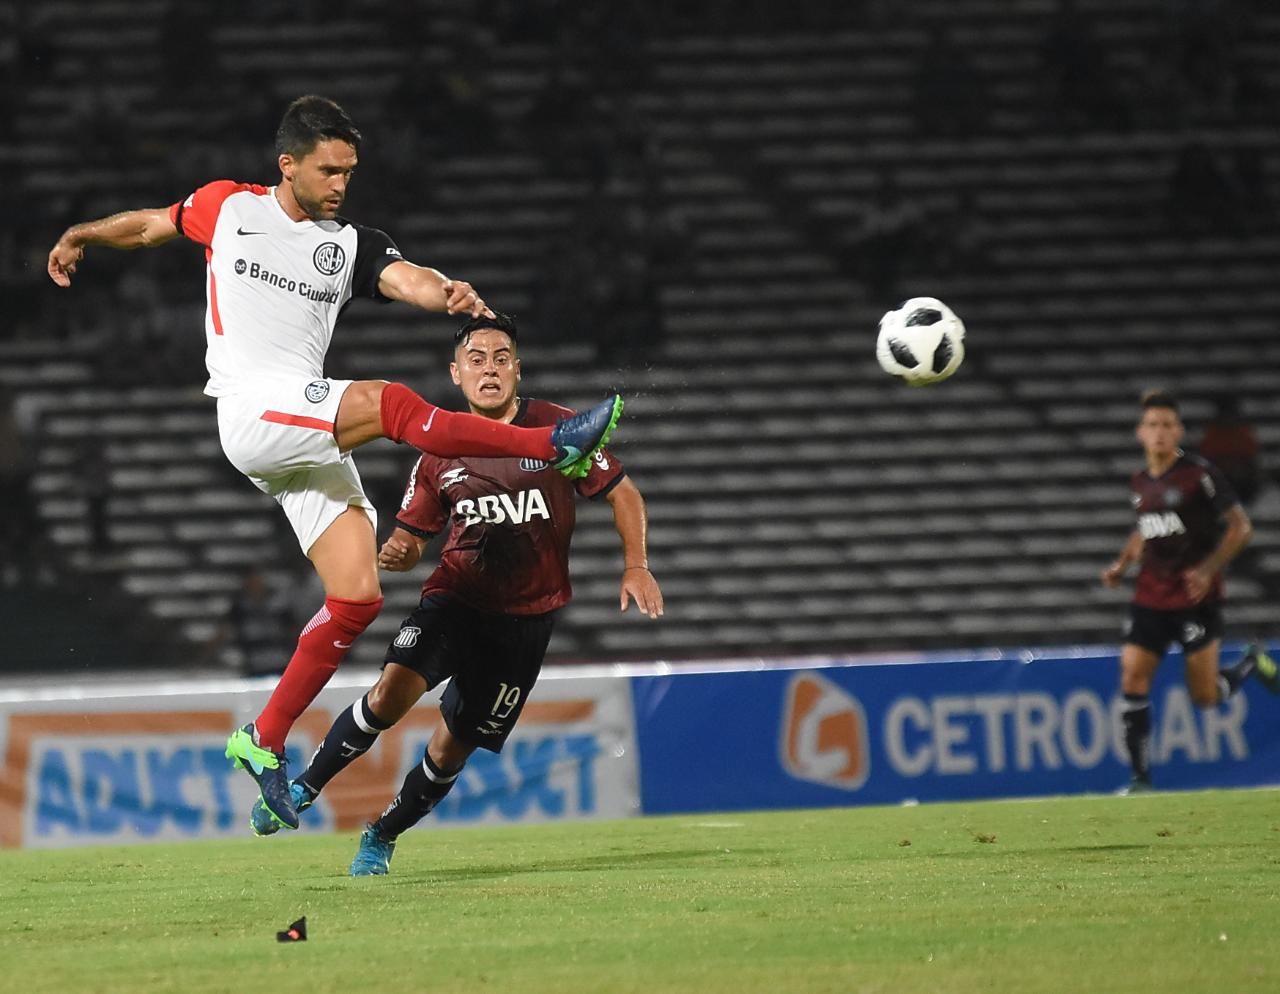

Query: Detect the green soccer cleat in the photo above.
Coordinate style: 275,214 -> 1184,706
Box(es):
249,781 -> 314,837
225,723 -> 299,830
551,395 -> 623,479
349,825 -> 396,876
1245,643 -> 1280,694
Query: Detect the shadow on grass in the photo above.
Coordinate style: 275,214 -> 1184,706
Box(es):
301,847 -> 764,889
1053,843 -> 1156,854
923,842 -> 1156,860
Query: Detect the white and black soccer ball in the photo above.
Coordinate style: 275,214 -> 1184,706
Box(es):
875,296 -> 966,386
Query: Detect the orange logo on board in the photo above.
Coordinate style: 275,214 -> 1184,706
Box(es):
779,672 -> 870,790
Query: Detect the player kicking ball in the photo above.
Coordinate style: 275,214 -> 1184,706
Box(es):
246,312 -> 662,873
1101,390 -> 1277,794
46,96 -> 623,831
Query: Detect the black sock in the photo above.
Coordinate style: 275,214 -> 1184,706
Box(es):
1122,693 -> 1152,781
1221,649 -> 1257,697
295,694 -> 393,796
372,751 -> 463,840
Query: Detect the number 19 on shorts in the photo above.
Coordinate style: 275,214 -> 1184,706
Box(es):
492,683 -> 521,719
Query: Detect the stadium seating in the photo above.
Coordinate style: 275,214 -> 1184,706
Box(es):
5,0 -> 1279,671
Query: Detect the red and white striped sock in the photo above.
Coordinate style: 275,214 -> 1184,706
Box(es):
254,595 -> 383,751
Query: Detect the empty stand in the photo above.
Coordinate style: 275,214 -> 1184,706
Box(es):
4,0 -> 1278,671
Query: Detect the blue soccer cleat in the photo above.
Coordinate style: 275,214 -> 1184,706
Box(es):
550,394 -> 623,479
349,825 -> 397,876
249,781 -> 314,837
225,723 -> 299,830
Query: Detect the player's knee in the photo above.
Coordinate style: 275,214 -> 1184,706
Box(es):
1189,685 -> 1220,708
326,593 -> 383,638
428,727 -> 475,771
335,575 -> 381,604
366,676 -> 416,725
1120,673 -> 1151,696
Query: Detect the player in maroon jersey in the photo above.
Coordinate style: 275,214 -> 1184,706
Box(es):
1101,391 -> 1276,793
247,312 -> 662,872
45,95 -> 623,830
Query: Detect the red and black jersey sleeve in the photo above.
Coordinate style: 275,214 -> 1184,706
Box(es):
1196,457 -> 1239,515
348,223 -> 404,302
394,455 -> 445,539
169,180 -> 268,246
575,446 -> 625,499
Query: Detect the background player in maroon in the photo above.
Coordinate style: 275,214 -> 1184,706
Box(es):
247,312 -> 661,873
1101,390 -> 1273,792
43,95 -> 623,830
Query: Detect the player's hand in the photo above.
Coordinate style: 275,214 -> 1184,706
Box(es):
620,566 -> 664,619
442,279 -> 493,319
1101,561 -> 1127,588
47,237 -> 85,287
378,535 -> 416,572
1183,566 -> 1213,603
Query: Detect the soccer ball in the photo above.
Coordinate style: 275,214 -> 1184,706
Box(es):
875,296 -> 966,386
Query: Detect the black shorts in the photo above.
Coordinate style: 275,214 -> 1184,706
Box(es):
1123,601 -> 1224,655
383,594 -> 555,752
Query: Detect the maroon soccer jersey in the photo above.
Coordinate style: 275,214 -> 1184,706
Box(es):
1130,453 -> 1238,610
395,398 -> 625,615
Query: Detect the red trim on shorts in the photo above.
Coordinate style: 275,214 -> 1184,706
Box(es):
207,248 -> 224,336
260,410 -> 336,433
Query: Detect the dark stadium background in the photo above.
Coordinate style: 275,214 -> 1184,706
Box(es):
2,0 -> 1278,675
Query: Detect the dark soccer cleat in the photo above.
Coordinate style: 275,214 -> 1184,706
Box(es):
550,394 -> 623,479
349,825 -> 397,876
1242,643 -> 1280,694
1117,775 -> 1153,796
250,781 -> 314,837
225,723 -> 299,830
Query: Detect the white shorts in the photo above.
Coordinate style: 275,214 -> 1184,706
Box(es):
216,376 -> 377,554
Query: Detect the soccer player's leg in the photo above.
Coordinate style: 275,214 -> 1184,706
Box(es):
217,380 -> 384,828
1181,601 -> 1234,708
351,605 -> 553,876
1224,642 -> 1280,694
336,379 -> 623,474
252,660 -> 429,836
350,724 -> 475,877
1185,639 -> 1225,708
1118,606 -> 1166,793
297,596 -> 456,820
238,504 -> 382,829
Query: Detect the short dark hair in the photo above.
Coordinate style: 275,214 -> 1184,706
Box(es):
275,95 -> 362,158
454,311 -> 519,349
1141,389 -> 1179,415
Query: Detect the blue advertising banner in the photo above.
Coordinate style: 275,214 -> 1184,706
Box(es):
630,646 -> 1280,814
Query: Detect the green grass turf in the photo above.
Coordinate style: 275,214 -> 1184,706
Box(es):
2,790 -> 1278,994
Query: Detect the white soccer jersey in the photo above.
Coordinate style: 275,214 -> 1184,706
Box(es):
168,181 -> 403,397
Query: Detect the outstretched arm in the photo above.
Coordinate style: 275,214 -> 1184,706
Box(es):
605,475 -> 663,619
377,259 -> 493,318
47,208 -> 179,286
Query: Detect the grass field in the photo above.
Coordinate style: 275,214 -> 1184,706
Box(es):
2,790 -> 1278,994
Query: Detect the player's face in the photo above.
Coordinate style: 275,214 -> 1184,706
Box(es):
279,139 -> 358,220
1137,406 -> 1184,459
451,330 -> 521,417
